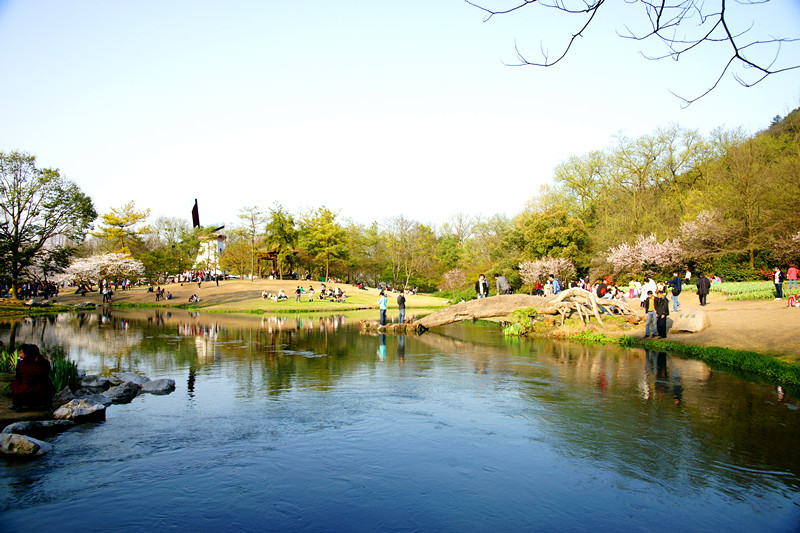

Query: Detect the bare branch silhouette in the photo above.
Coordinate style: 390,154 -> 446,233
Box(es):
469,0 -> 800,104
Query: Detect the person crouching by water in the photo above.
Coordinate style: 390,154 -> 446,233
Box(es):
378,291 -> 388,326
9,343 -> 56,411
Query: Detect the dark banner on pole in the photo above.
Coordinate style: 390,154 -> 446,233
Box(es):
192,199 -> 200,228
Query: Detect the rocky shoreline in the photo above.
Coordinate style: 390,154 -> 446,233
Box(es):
1,370 -> 175,458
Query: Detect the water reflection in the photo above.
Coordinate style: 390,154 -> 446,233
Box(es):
1,310 -> 799,530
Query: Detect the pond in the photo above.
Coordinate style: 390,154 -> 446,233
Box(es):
1,309 -> 799,532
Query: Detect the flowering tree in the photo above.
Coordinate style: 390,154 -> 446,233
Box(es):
519,257 -> 576,290
606,234 -> 684,275
440,269 -> 467,292
59,253 -> 144,286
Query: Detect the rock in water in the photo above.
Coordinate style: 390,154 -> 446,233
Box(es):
80,375 -> 112,390
0,433 -> 53,456
73,390 -> 113,407
51,386 -> 75,410
111,372 -> 151,386
103,381 -> 141,404
1,420 -> 76,440
53,399 -> 107,423
141,379 -> 176,395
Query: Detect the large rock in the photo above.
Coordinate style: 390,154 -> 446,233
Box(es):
0,433 -> 53,456
80,375 -> 112,390
668,309 -> 711,333
73,389 -> 113,407
103,381 -> 141,404
1,420 -> 76,440
140,378 -> 176,395
53,399 -> 106,423
111,372 -> 150,386
51,386 -> 75,410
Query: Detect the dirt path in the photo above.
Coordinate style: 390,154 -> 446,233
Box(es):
632,291 -> 800,363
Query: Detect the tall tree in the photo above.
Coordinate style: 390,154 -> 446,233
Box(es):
264,203 -> 298,279
93,201 -> 151,255
299,207 -> 347,281
238,206 -> 265,280
0,151 -> 96,296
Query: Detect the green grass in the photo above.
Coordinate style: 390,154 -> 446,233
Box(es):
0,349 -> 18,373
710,281 -> 796,300
567,332 -> 800,392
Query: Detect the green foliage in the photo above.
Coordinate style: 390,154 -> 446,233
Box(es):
92,201 -> 151,254
436,288 -> 477,303
709,255 -> 764,281
50,357 -> 80,392
0,349 -> 18,373
0,150 -> 96,296
504,307 -> 539,336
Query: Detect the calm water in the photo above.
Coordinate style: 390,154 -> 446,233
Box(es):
1,310 -> 799,532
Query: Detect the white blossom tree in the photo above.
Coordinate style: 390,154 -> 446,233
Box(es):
519,257 -> 576,291
59,253 -> 144,286
606,234 -> 685,275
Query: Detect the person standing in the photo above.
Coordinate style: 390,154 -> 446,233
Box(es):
494,273 -> 511,295
550,274 -> 562,294
787,264 -> 798,291
774,267 -> 784,300
295,286 -> 302,303
397,290 -> 406,324
696,272 -> 711,306
667,271 -> 682,312
378,291 -> 388,326
642,290 -> 657,338
475,274 -> 489,299
654,290 -> 670,338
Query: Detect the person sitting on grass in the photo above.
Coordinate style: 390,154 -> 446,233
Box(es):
188,294 -> 199,303
9,343 -> 56,411
277,289 -> 288,300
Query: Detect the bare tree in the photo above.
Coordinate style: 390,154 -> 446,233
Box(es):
466,0 -> 799,105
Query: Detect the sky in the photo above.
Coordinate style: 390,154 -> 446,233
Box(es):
1,0 -> 799,231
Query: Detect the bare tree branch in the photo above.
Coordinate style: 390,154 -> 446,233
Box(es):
469,0 -> 800,104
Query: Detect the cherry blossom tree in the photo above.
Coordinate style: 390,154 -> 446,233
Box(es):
519,257 -> 576,290
59,253 -> 144,286
441,268 -> 467,292
606,234 -> 684,275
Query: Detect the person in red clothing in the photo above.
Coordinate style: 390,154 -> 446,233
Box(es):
787,264 -> 798,292
9,344 -> 56,411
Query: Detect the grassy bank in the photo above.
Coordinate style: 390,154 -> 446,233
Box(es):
543,329 -> 800,395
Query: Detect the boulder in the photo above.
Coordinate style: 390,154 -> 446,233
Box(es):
53,399 -> 106,423
74,302 -> 95,309
668,309 -> 711,333
73,390 -> 113,407
80,375 -> 112,390
102,381 -> 141,404
1,420 -> 76,440
51,386 -> 75,410
140,378 -> 176,395
0,433 -> 53,457
111,372 -> 150,386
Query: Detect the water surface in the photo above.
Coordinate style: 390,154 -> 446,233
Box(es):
1,310 -> 798,531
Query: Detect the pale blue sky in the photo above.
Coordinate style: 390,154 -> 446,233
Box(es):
1,0 -> 799,229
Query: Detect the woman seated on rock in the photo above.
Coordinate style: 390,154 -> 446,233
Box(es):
9,343 -> 56,411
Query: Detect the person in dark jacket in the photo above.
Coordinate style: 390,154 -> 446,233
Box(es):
667,271 -> 682,312
654,290 -> 670,339
9,343 -> 56,411
475,274 -> 490,299
696,273 -> 711,306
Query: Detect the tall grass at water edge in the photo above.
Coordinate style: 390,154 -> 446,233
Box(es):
0,348 -> 80,392
0,349 -> 18,373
